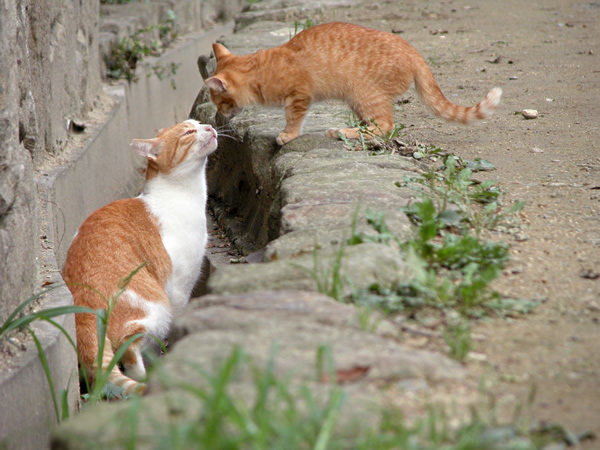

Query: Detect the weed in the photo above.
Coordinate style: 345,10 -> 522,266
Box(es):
123,345 -> 347,449
291,17 -> 318,37
399,154 -> 525,235
105,10 -> 181,89
293,241 -> 347,302
355,306 -> 382,333
348,207 -> 399,246
340,153 -> 530,360
96,345 -> 589,449
443,319 -> 473,362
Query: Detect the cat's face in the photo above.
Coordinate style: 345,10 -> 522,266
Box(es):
204,43 -> 247,118
205,75 -> 244,118
131,120 -> 218,178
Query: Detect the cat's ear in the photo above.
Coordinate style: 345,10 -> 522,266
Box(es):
212,43 -> 231,60
205,76 -> 227,93
131,138 -> 160,161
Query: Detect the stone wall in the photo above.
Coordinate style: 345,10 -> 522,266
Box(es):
0,0 -> 100,322
0,0 -> 245,323
0,1 -> 244,447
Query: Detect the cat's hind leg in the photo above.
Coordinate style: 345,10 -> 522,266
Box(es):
119,324 -> 148,381
327,98 -> 394,142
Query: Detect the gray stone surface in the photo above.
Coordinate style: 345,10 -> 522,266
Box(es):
208,242 -> 412,297
234,0 -> 360,32
51,291 -> 463,448
164,291 -> 462,385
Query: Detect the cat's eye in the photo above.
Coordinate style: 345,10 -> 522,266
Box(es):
184,129 -> 196,136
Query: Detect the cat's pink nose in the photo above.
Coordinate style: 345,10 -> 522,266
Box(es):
201,125 -> 217,139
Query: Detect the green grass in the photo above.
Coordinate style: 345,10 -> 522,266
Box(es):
94,345 -> 588,449
399,155 -> 524,235
106,345 -> 348,449
293,241 -> 347,302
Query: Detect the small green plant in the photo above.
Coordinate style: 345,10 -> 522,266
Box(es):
293,241 -> 347,302
105,10 -> 181,89
292,17 -> 318,36
348,207 -> 398,246
0,285 -> 95,422
149,61 -> 181,90
399,154 -> 525,235
82,263 -> 149,403
443,319 -> 473,362
101,345 -> 590,449
342,155 -> 531,359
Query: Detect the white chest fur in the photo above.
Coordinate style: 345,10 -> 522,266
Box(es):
141,164 -> 208,313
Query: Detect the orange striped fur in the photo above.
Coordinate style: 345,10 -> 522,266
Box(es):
205,22 -> 502,145
63,120 -> 218,395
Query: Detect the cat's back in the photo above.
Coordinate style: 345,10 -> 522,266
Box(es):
280,22 -> 418,94
63,197 -> 171,302
286,22 -> 411,57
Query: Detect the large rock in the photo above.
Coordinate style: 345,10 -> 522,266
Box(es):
165,291 -> 463,385
208,242 -> 412,296
50,291 -> 464,448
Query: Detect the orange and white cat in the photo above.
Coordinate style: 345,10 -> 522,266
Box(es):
205,22 -> 502,145
62,120 -> 218,395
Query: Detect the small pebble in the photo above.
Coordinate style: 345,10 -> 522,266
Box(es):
396,378 -> 429,392
522,109 -> 538,119
584,300 -> 600,312
515,233 -> 530,242
229,257 -> 247,264
467,352 -> 488,362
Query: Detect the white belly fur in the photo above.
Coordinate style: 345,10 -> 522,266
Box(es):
141,173 -> 208,314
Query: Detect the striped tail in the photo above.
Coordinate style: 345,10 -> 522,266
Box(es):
101,337 -> 146,396
413,59 -> 502,125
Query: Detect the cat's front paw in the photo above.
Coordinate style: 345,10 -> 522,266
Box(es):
276,132 -> 298,146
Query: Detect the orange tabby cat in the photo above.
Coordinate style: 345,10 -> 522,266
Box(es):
62,120 -> 218,395
205,22 -> 502,145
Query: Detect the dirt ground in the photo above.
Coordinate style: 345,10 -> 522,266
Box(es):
321,0 -> 599,441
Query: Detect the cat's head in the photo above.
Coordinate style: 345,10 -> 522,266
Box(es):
131,120 -> 218,179
204,43 -> 247,118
